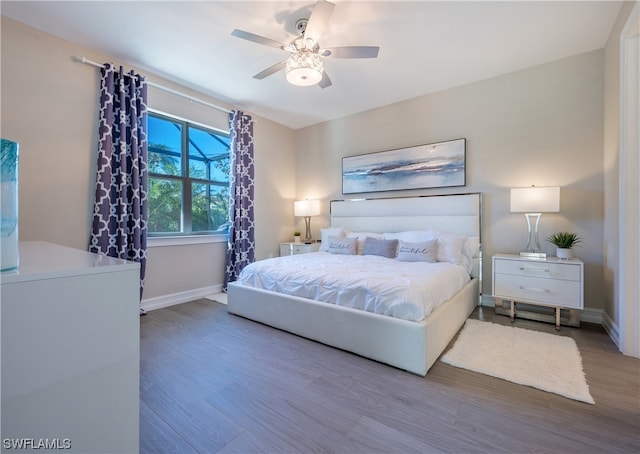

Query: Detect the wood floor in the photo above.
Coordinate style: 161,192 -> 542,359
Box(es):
140,299 -> 640,453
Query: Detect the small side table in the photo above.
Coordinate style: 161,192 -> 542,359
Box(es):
280,242 -> 320,256
492,253 -> 584,330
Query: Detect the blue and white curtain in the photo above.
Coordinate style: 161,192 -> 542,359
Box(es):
89,64 -> 148,299
224,110 -> 255,290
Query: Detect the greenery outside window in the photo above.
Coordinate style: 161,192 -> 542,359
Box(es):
148,111 -> 230,236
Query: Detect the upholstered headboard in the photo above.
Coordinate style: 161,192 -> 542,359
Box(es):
330,193 -> 482,280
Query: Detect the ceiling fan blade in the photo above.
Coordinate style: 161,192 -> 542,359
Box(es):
303,0 -> 335,48
318,71 -> 332,89
320,46 -> 379,59
231,29 -> 286,51
253,61 -> 286,80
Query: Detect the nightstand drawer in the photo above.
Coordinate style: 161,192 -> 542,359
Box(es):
494,275 -> 582,308
280,242 -> 319,256
494,258 -> 581,281
291,245 -> 310,254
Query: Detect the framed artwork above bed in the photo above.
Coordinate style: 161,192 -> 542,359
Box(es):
342,138 -> 466,194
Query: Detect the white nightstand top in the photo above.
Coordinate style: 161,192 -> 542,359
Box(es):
281,241 -> 319,246
493,253 -> 583,264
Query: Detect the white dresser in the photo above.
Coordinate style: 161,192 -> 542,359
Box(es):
492,253 -> 584,329
1,241 -> 140,453
280,241 -> 320,256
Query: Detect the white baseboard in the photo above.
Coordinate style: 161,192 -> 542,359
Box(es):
480,295 -> 603,324
580,308 -> 604,324
601,310 -> 621,349
141,285 -> 223,312
480,294 -> 495,307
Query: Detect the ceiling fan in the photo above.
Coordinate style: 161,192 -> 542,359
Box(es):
231,0 -> 379,88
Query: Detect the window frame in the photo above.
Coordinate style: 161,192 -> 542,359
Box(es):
147,109 -> 230,239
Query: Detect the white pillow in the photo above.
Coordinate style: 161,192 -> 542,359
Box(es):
461,236 -> 480,275
396,239 -> 437,262
461,254 -> 473,275
347,232 -> 383,255
382,231 -> 431,243
463,236 -> 480,260
320,227 -> 345,252
432,230 -> 467,265
326,236 -> 357,255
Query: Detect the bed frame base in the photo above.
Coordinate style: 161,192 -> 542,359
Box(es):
227,279 -> 479,376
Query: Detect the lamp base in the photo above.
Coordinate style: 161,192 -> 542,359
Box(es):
520,251 -> 547,259
304,216 -> 313,242
519,213 -> 546,259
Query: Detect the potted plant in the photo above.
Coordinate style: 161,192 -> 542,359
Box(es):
547,232 -> 582,259
293,231 -> 302,243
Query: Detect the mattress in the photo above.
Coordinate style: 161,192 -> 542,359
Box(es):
236,252 -> 470,322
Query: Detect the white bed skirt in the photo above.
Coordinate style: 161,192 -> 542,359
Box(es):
227,278 -> 479,376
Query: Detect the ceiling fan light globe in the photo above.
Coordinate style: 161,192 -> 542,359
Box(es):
285,51 -> 323,86
286,67 -> 323,86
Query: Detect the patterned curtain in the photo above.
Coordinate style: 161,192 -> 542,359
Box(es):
224,110 -> 255,290
89,64 -> 148,299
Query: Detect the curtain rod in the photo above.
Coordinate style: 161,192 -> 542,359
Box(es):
78,57 -> 233,115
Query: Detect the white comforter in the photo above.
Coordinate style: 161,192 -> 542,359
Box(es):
237,252 -> 470,322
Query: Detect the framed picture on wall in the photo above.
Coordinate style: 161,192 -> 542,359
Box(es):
342,138 -> 466,194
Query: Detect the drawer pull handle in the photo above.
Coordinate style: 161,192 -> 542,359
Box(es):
519,285 -> 550,293
519,267 -> 550,273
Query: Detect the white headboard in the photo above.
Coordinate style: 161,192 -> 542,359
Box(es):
330,193 -> 482,279
330,193 -> 481,238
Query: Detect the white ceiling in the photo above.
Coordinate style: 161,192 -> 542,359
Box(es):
1,1 -> 623,129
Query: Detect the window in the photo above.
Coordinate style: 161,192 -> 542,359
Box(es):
148,112 -> 230,236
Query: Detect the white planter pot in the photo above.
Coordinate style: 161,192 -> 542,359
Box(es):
556,248 -> 573,259
294,236 -> 301,243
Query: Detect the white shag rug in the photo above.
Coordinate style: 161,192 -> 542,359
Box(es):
441,319 -> 595,404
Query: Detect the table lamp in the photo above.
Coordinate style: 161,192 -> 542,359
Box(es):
294,199 -> 321,243
510,186 -> 560,258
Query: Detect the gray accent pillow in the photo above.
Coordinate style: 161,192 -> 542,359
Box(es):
326,236 -> 357,255
362,237 -> 399,259
396,239 -> 438,262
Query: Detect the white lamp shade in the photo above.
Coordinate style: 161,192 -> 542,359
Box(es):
294,199 -> 321,217
510,186 -> 560,213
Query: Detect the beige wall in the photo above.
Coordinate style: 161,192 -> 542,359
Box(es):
295,50 -> 606,310
0,17 -> 296,300
1,15 -> 612,312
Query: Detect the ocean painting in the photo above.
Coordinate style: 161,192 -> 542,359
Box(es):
342,138 -> 466,194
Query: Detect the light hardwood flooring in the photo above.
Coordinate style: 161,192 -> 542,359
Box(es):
140,299 -> 640,453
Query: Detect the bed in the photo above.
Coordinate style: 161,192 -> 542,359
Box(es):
227,193 -> 482,376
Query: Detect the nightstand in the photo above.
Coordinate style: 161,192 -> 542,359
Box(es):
492,253 -> 584,329
280,242 -> 320,256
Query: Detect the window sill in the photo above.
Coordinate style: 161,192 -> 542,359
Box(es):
148,235 -> 227,248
